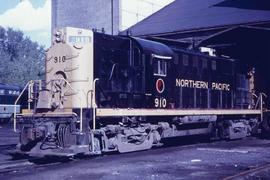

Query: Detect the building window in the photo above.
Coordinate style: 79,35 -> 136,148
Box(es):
154,59 -> 167,76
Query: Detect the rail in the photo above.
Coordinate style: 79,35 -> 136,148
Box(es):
223,163 -> 270,180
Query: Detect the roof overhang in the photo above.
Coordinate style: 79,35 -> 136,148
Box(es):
197,25 -> 270,48
196,25 -> 270,65
131,37 -> 174,57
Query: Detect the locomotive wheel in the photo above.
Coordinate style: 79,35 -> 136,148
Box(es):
57,124 -> 72,148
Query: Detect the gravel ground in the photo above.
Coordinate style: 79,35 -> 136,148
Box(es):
1,123 -> 270,179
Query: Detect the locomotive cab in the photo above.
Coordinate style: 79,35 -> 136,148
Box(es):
132,38 -> 174,109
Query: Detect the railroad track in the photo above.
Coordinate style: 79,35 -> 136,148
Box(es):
0,158 -> 64,174
0,159 -> 33,173
0,144 -> 16,151
224,163 -> 270,180
0,144 -> 66,174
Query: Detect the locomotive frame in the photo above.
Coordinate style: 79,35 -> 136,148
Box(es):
12,27 -> 268,157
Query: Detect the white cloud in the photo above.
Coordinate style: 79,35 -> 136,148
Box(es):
24,30 -> 51,47
37,31 -> 50,38
0,0 -> 51,32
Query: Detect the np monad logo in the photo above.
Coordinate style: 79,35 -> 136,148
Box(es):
156,78 -> 165,93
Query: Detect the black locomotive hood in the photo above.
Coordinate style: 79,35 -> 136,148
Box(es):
131,37 -> 174,58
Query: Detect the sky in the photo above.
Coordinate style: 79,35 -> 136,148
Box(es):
0,0 -> 51,47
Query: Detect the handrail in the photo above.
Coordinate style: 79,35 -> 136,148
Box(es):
28,81 -> 33,110
109,64 -> 117,80
87,90 -> 93,108
92,78 -> 99,130
260,93 -> 267,122
14,81 -> 32,132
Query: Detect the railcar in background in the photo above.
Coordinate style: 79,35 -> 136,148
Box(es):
0,83 -> 20,123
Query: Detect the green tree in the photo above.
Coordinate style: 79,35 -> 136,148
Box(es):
0,27 -> 45,86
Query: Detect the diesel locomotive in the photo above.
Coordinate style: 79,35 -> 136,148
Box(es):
13,27 -> 267,157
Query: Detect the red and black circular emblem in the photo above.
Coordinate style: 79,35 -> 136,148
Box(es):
156,78 -> 165,93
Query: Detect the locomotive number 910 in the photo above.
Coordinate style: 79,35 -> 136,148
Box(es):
13,27 -> 267,158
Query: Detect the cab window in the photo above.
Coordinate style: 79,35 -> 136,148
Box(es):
154,59 -> 167,76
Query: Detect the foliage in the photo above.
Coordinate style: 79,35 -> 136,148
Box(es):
0,26 -> 45,86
